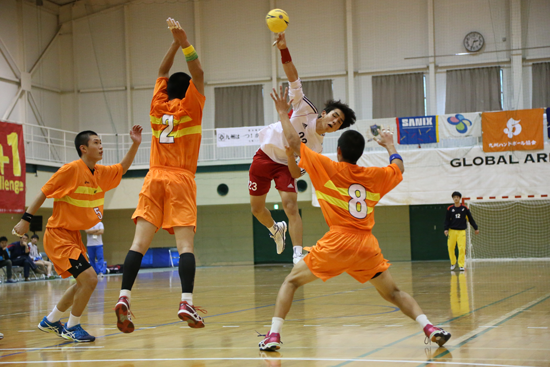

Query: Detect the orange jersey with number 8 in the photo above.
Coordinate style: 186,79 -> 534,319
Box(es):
41,159 -> 123,231
298,144 -> 402,232
149,78 -> 205,173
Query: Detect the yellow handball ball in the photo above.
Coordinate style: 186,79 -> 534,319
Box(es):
266,9 -> 289,33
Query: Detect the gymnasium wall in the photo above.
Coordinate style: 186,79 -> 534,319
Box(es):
2,0 -> 550,134
0,203 -> 411,266
0,169 -> 411,266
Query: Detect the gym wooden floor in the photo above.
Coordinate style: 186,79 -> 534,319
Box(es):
1,261 -> 549,366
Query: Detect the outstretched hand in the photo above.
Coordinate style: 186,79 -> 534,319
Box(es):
129,125 -> 143,144
270,86 -> 293,116
374,126 -> 395,148
274,32 -> 287,49
167,17 -> 189,47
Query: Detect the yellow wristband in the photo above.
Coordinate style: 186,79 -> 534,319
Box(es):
182,45 -> 195,56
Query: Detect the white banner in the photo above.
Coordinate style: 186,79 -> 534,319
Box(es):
216,126 -> 264,147
438,112 -> 482,139
312,142 -> 550,206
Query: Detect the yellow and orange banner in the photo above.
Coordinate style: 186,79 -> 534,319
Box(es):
0,121 -> 25,213
482,109 -> 544,152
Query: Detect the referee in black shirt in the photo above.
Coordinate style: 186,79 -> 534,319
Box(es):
444,192 -> 479,271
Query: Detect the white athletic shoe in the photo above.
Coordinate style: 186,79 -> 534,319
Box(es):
459,267 -> 465,272
270,221 -> 287,255
450,264 -> 456,270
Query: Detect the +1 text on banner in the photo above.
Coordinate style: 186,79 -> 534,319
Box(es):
0,121 -> 26,213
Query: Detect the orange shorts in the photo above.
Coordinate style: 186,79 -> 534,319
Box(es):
43,227 -> 88,279
304,226 -> 390,283
132,167 -> 197,234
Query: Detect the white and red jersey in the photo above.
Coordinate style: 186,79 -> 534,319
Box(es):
259,78 -> 324,165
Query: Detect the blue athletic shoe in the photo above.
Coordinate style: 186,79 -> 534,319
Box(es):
61,324 -> 95,342
38,317 -> 64,337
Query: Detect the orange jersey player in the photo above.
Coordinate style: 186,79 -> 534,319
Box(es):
115,17 -> 206,334
258,87 -> 451,352
12,126 -> 143,343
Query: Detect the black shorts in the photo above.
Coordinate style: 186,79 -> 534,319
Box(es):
67,254 -> 92,278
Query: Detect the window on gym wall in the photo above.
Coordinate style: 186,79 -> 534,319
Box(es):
372,73 -> 425,118
532,62 -> 550,108
215,85 -> 264,128
282,79 -> 333,114
445,66 -> 502,114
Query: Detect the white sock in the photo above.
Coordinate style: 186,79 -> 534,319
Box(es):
293,246 -> 303,257
46,306 -> 65,323
268,223 -> 277,235
181,293 -> 193,305
416,314 -> 431,329
119,289 -> 131,301
67,314 -> 81,328
271,317 -> 284,334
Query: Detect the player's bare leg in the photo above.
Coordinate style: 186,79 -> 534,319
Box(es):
279,191 -> 303,264
71,267 -> 99,317
369,270 -> 451,346
250,194 -> 275,227
251,194 -> 287,254
56,267 -> 98,342
116,217 -> 157,333
259,259 -> 318,351
56,283 -> 77,312
174,226 -> 204,328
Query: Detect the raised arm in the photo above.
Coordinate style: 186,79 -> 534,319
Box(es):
12,191 -> 47,237
275,33 -> 298,83
375,127 -> 404,174
158,41 -> 180,79
168,18 -> 204,95
119,125 -> 143,174
271,87 -> 301,155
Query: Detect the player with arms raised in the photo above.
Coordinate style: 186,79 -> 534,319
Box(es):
13,126 -> 142,342
258,87 -> 451,351
250,33 -> 356,264
114,18 -> 206,333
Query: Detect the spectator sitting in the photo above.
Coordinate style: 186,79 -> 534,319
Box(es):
29,234 -> 56,279
8,234 -> 38,281
0,236 -> 17,283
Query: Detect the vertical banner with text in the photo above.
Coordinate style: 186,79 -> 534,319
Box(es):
0,121 -> 26,213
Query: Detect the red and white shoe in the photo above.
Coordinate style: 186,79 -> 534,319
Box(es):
178,301 -> 206,328
115,296 -> 134,333
423,324 -> 451,347
259,332 -> 282,351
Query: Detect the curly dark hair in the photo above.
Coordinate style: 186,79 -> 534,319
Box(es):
323,99 -> 357,130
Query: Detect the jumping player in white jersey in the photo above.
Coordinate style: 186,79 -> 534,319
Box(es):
249,33 -> 356,264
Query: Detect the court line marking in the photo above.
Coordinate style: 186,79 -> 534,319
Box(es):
527,327 -> 548,329
420,293 -> 550,367
16,331 -> 35,333
331,287 -> 535,367
1,286 -> 382,359
0,346 -> 104,351
0,357 -> 536,366
222,326 -> 240,328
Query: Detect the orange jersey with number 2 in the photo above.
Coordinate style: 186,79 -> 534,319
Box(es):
149,78 -> 205,173
41,159 -> 123,231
